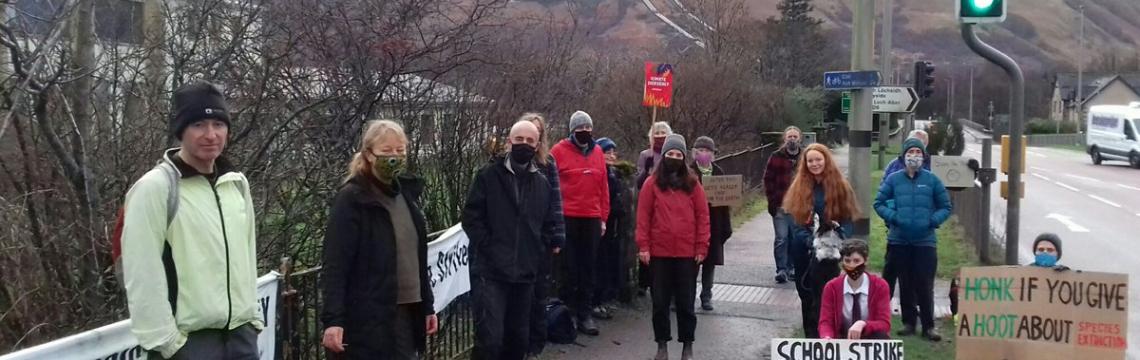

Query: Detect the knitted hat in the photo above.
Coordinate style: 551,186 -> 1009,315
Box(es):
596,137 -> 617,152
661,134 -> 688,159
171,81 -> 231,139
693,136 -> 716,152
569,110 -> 593,133
1033,233 -> 1062,260
901,137 -> 926,155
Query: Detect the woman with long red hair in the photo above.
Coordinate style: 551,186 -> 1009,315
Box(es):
781,143 -> 861,339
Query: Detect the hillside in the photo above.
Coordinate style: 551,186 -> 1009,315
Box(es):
505,0 -> 1140,71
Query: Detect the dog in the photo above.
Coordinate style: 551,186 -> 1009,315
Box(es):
812,218 -> 844,261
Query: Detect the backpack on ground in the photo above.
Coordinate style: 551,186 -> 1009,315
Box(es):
545,298 -> 577,344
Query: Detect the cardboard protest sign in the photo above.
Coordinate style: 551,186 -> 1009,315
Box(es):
703,175 -> 743,208
956,266 -> 1128,360
770,339 -> 904,360
930,155 -> 975,188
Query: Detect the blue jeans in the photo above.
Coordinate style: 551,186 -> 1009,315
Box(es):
772,210 -> 792,274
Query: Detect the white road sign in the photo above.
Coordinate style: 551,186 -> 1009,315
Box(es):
872,86 -> 920,113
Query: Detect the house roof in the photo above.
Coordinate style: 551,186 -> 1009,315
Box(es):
1055,72 -> 1140,103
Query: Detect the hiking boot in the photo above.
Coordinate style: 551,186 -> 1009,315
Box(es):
578,317 -> 600,336
897,324 -> 917,337
591,306 -> 613,320
654,342 -> 669,360
923,328 -> 943,342
701,300 -> 714,311
775,270 -> 788,284
681,342 -> 694,360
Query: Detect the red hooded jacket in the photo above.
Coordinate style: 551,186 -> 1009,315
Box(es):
635,175 -> 711,258
551,139 -> 610,220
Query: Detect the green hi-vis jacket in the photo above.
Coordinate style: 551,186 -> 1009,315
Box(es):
122,149 -> 263,358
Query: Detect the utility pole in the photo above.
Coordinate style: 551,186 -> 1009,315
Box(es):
1076,4 -> 1086,129
849,0 -> 876,239
969,66 -> 975,125
878,0 -> 893,170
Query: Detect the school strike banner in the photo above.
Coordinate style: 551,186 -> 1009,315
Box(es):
770,339 -> 904,360
643,62 -> 674,108
0,272 -> 280,360
426,224 -> 471,313
956,266 -> 1128,360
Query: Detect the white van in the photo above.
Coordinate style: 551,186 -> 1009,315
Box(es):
1087,103 -> 1140,168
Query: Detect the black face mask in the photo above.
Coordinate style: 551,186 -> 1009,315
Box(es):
574,131 -> 593,147
510,143 -> 536,164
662,158 -> 685,172
844,263 -> 866,279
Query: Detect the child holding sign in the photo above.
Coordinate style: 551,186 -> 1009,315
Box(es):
818,240 -> 892,340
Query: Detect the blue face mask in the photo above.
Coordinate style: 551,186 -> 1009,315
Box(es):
1034,253 -> 1058,267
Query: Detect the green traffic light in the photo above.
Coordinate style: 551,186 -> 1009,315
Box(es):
960,0 -> 1003,19
971,0 -> 994,9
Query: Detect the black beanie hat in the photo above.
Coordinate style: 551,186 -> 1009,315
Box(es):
171,81 -> 231,139
1032,233 -> 1062,260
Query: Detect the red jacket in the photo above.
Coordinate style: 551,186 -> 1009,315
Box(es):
819,273 -> 892,339
635,176 -> 710,258
551,139 -> 610,220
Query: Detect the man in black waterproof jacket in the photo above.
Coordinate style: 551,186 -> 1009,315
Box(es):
462,120 -> 562,360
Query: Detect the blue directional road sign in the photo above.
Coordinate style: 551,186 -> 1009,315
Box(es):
823,71 -> 881,90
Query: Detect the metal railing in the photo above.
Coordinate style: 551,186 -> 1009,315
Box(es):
714,142 -> 776,190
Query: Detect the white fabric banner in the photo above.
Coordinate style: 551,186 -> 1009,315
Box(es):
0,272 -> 280,360
426,224 -> 471,313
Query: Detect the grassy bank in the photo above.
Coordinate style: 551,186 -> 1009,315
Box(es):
866,170 -> 979,280
731,190 -> 769,230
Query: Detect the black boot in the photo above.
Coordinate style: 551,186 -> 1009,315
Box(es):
897,324 -> 917,336
923,328 -> 943,342
654,342 -> 668,360
578,316 -> 600,336
681,342 -> 694,360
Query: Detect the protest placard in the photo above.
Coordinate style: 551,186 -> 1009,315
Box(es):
703,175 -> 743,208
770,339 -> 904,360
956,266 -> 1128,360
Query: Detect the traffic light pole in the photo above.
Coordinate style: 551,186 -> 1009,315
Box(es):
849,0 -> 875,239
962,23 -> 1024,265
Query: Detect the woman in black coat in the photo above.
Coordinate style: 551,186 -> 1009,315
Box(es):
321,120 -> 438,360
691,136 -> 733,311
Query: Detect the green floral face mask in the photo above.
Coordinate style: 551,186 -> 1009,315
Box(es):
371,155 -> 406,184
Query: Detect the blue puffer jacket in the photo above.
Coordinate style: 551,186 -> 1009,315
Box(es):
874,169 -> 952,247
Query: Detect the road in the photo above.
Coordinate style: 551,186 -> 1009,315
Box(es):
962,131 -> 1140,359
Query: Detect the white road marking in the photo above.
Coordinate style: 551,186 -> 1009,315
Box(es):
1028,151 -> 1047,158
1030,166 -> 1048,172
1053,181 -> 1080,192
1046,213 -> 1091,233
1031,173 -> 1051,181
1118,184 -> 1140,192
1088,194 -> 1123,208
1066,174 -> 1103,183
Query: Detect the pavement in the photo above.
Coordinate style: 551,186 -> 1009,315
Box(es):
961,129 -> 1140,359
540,143 -> 956,360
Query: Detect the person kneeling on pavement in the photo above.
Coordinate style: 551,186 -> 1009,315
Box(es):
462,120 -> 561,360
819,240 -> 892,340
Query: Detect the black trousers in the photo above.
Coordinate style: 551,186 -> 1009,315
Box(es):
472,276 -> 534,360
529,251 -> 553,354
650,257 -> 698,343
890,245 -> 938,331
698,262 -> 715,303
147,324 -> 258,360
562,217 -> 601,318
594,216 -> 624,305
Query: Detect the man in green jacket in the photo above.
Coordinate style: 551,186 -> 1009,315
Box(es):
122,81 -> 262,359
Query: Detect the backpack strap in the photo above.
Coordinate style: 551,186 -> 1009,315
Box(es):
154,160 -> 181,315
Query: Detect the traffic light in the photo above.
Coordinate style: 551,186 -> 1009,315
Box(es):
913,61 -> 935,99
958,0 -> 1007,24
